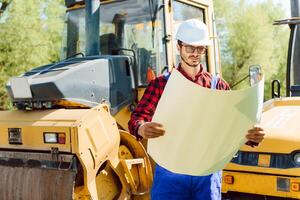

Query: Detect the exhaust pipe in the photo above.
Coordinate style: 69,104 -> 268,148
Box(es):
85,0 -> 100,56
291,0 -> 300,17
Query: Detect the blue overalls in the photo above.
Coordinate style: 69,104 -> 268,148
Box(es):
151,165 -> 222,199
151,73 -> 222,200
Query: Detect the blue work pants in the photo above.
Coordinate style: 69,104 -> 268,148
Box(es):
151,165 -> 222,200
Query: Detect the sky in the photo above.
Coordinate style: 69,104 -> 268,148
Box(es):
249,0 -> 291,17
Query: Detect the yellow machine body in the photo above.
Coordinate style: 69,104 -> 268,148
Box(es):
0,104 -> 152,199
222,97 -> 300,199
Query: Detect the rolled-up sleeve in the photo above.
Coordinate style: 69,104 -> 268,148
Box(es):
128,77 -> 166,140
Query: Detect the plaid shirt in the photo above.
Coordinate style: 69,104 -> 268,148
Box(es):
128,64 -> 230,139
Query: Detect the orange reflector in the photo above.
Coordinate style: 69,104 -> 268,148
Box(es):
291,182 -> 300,192
258,154 -> 270,167
224,175 -> 234,184
58,133 -> 66,144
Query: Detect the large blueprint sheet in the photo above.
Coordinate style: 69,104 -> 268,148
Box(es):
147,69 -> 264,176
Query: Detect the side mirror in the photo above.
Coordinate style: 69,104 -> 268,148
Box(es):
249,65 -> 262,86
231,65 -> 262,88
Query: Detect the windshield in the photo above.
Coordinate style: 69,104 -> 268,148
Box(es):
61,0 -> 167,86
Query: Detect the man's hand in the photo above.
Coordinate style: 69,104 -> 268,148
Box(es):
138,122 -> 165,139
246,126 -> 265,145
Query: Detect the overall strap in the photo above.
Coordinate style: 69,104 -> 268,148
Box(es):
211,74 -> 220,89
163,72 -> 171,80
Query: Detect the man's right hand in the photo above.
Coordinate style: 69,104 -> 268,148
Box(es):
138,122 -> 165,139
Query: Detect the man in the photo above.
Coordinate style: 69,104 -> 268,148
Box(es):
128,19 -> 265,200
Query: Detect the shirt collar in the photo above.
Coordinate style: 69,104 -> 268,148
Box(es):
177,63 -> 204,82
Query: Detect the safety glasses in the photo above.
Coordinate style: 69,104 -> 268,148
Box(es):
182,45 -> 207,54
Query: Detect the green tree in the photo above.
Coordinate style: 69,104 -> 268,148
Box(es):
214,0 -> 289,99
0,0 -> 65,110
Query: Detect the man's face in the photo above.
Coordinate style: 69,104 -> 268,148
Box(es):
177,42 -> 207,67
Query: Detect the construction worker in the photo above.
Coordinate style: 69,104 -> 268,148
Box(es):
128,19 -> 265,200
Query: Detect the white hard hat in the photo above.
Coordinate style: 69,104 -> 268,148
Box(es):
175,19 -> 211,46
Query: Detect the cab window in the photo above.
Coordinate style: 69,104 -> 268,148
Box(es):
62,0 -> 167,87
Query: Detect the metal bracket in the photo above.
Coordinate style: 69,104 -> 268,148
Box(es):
163,34 -> 172,43
51,147 -> 59,161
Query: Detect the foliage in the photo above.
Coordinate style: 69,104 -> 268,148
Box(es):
0,0 -> 65,110
214,0 -> 289,100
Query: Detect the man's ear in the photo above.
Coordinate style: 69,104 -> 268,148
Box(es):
177,44 -> 181,52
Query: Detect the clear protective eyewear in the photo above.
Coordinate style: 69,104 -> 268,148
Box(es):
182,45 -> 207,54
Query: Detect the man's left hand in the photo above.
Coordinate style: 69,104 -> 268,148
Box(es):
246,126 -> 265,144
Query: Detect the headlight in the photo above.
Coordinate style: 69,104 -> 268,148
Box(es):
44,133 -> 58,143
44,132 -> 66,144
293,153 -> 300,166
8,128 -> 22,145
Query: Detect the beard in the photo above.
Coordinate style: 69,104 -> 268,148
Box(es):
181,55 -> 201,67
